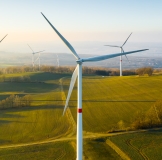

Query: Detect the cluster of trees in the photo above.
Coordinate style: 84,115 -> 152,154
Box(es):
0,95 -> 32,109
109,69 -> 137,76
0,66 -> 34,74
131,100 -> 162,129
135,67 -> 153,76
153,68 -> 162,74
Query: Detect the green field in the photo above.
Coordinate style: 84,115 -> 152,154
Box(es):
83,138 -> 122,160
0,73 -> 72,146
0,141 -> 76,160
109,129 -> 162,160
66,75 -> 162,132
0,138 -> 124,160
0,102 -> 71,145
0,72 -> 162,159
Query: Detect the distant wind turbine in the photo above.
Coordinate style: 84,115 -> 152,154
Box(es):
41,12 -> 148,160
27,44 -> 45,69
105,33 -> 132,76
0,34 -> 8,43
34,51 -> 46,70
56,54 -> 59,67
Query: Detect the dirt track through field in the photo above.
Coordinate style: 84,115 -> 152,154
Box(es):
0,129 -> 150,150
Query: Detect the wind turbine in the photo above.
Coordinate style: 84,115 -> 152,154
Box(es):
27,44 -> 45,69
34,51 -> 45,70
56,54 -> 59,67
105,33 -> 132,76
0,34 -> 8,43
41,12 -> 148,160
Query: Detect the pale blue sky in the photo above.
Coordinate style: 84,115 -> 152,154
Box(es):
0,0 -> 162,54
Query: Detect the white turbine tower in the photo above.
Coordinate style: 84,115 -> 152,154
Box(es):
56,54 -> 59,67
35,51 -> 45,70
0,34 -> 8,43
105,33 -> 132,76
27,44 -> 45,69
41,12 -> 148,160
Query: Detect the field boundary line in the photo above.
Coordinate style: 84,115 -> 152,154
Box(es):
106,139 -> 131,160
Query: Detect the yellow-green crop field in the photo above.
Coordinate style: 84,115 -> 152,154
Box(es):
0,141 -> 76,160
0,72 -> 162,159
0,73 -> 72,145
109,128 -> 162,160
65,75 -> 162,132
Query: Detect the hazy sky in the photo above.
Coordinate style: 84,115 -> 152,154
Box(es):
0,0 -> 162,54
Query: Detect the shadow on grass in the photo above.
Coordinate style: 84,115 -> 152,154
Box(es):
0,112 -> 25,119
0,104 -> 74,126
0,113 -> 25,127
0,105 -> 62,112
0,104 -> 76,117
0,139 -> 12,144
0,119 -> 14,124
0,95 -> 9,101
0,82 -> 60,93
29,72 -> 70,81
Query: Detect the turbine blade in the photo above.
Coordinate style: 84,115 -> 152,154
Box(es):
41,12 -> 80,60
122,48 -> 130,63
0,34 -> 8,43
125,55 -> 130,63
27,44 -> 34,53
82,49 -> 148,62
63,65 -> 78,115
34,50 -> 45,54
104,45 -> 120,48
122,32 -> 132,47
56,54 -> 59,67
122,48 -> 129,62
34,56 -> 39,62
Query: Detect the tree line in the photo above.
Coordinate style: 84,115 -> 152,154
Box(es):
0,65 -> 155,76
136,67 -> 154,76
0,95 -> 32,109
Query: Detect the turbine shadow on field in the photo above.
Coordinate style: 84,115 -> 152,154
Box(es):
0,113 -> 25,127
0,112 -> 24,118
0,119 -> 29,125
0,119 -> 14,124
0,104 -> 76,114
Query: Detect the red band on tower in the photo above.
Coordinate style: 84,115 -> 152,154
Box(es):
78,109 -> 82,113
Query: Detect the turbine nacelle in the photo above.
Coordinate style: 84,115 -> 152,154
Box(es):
76,59 -> 83,64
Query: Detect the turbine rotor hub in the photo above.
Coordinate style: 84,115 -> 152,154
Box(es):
76,59 -> 83,64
